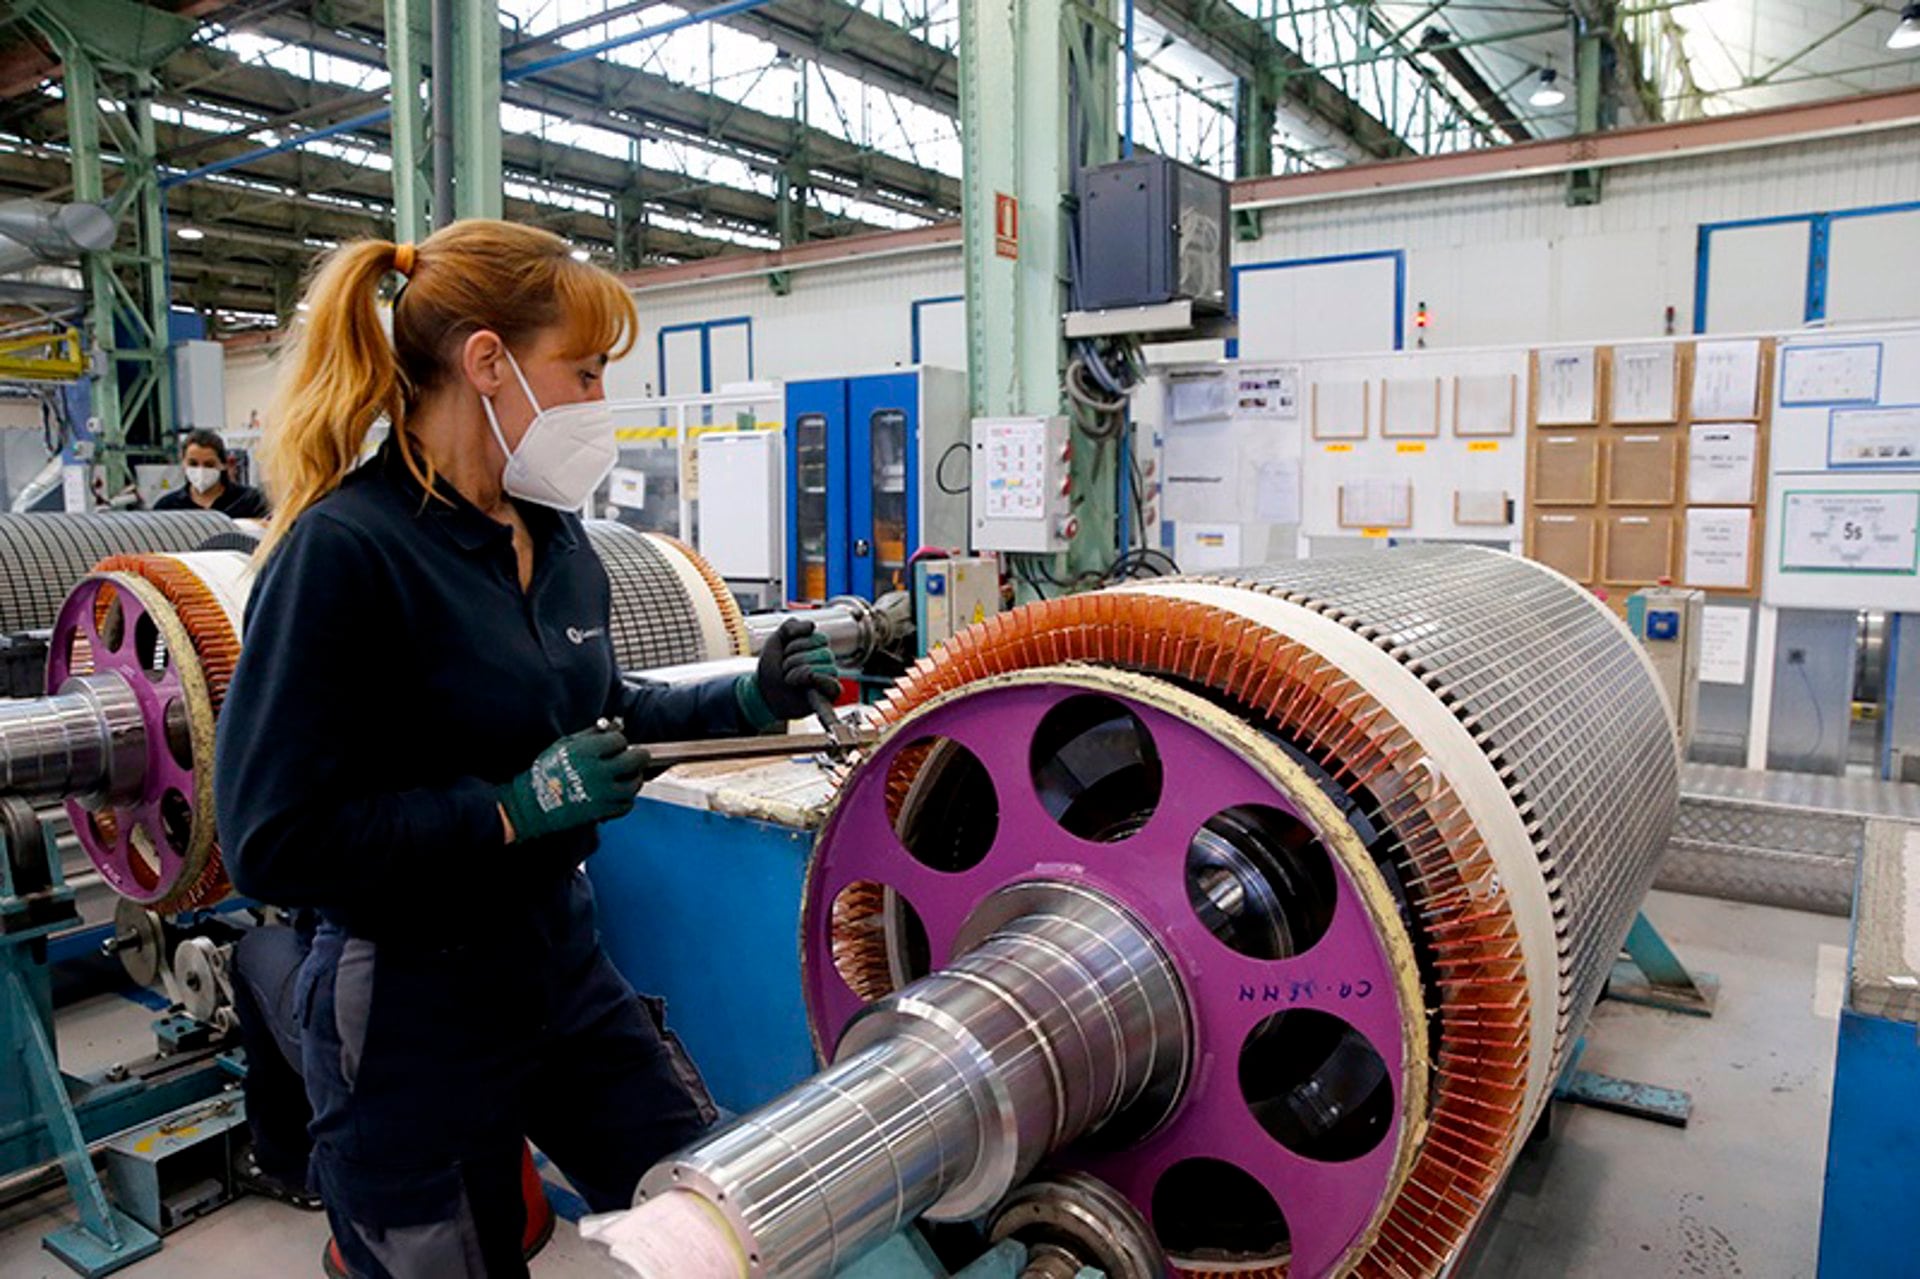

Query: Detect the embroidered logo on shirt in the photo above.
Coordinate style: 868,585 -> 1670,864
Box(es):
566,625 -> 607,645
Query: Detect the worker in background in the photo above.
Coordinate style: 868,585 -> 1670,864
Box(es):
153,427 -> 270,517
214,220 -> 840,1279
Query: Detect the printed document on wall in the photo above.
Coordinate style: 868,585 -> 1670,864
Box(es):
1687,424 -> 1758,504
1781,491 -> 1920,573
1691,339 -> 1762,420
1177,522 -> 1243,572
1254,459 -> 1302,524
1163,420 -> 1236,522
1232,364 -> 1301,423
1829,406 -> 1920,467
1612,344 -> 1679,423
1698,605 -> 1751,685
1684,507 -> 1752,589
1780,343 -> 1881,405
1169,373 -> 1229,424
1537,347 -> 1597,424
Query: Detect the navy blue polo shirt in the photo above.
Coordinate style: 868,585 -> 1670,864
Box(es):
214,441 -> 745,948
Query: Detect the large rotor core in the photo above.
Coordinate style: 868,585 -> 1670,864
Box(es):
803,668 -> 1428,1277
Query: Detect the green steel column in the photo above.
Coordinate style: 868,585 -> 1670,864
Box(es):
961,0 -> 1119,587
452,0 -> 503,219
1234,71 -> 1277,241
1568,27 -> 1608,205
131,91 -> 174,448
60,47 -> 129,491
384,0 -> 432,241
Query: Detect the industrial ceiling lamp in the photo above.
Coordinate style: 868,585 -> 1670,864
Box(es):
175,225 -> 205,241
1530,65 -> 1568,107
1890,2 -> 1920,50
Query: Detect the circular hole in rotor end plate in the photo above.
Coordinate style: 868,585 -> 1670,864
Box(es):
1150,1156 -> 1290,1268
828,880 -> 930,1002
1030,694 -> 1162,844
884,736 -> 998,873
1186,804 -> 1338,961
1240,1008 -> 1394,1163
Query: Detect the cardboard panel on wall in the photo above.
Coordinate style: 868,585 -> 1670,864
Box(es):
1530,511 -> 1597,581
1607,431 -> 1683,506
1604,512 -> 1677,585
1533,433 -> 1601,505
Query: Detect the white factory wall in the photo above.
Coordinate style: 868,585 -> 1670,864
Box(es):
614,249 -> 966,397
223,348 -> 280,434
1233,124 -> 1920,356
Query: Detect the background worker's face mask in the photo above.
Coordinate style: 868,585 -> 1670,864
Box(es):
481,348 -> 617,510
184,465 -> 222,493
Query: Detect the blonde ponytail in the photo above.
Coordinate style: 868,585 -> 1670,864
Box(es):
258,240 -> 405,557
257,220 -> 636,559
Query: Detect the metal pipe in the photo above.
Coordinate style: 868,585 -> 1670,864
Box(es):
742,593 -> 912,664
430,0 -> 456,227
628,882 -> 1189,1279
0,676 -> 145,800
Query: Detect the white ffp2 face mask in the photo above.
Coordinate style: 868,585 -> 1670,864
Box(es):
480,349 -> 617,511
184,465 -> 222,493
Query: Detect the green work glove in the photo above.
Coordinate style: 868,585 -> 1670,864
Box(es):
736,618 -> 843,729
497,723 -> 651,844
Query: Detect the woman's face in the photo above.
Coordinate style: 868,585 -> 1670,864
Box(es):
486,323 -> 610,452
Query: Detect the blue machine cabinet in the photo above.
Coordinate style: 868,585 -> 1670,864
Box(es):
785,367 -> 968,604
588,796 -> 820,1115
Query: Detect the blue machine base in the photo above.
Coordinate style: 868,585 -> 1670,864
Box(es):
589,797 -> 820,1115
41,1208 -> 162,1278
1818,1008 -> 1920,1276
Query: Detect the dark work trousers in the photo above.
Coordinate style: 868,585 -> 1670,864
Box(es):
230,924 -> 316,1185
298,914 -> 716,1279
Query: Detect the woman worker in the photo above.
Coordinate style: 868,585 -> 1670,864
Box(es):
214,220 -> 838,1278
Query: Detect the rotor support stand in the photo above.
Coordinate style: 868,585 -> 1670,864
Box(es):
1609,910 -> 1720,1017
1554,911 -> 1715,1129
1,800 -> 161,1276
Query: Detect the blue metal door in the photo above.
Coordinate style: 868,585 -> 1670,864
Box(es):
785,378 -> 849,601
847,372 -> 919,600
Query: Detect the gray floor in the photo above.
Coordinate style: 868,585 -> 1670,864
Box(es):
1,890 -> 1846,1279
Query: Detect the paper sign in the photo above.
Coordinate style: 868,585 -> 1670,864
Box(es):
1613,344 -> 1680,423
1232,364 -> 1300,423
1254,460 -> 1301,524
608,467 -> 647,509
62,465 -> 89,513
1684,507 -> 1752,588
1164,425 -> 1233,522
1169,374 -> 1229,424
1781,343 -> 1881,405
1688,424 -> 1759,504
1699,605 -> 1751,685
1692,339 -> 1762,420
1537,348 -> 1597,425
1178,522 -> 1243,572
1454,490 -> 1510,526
1830,405 -> 1920,468
1781,491 -> 1920,573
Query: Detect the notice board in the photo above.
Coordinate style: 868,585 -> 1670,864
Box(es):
1524,340 -> 1773,605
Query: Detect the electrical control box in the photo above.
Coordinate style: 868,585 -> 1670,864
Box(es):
1075,154 -> 1230,314
914,555 -> 1002,656
970,415 -> 1075,554
1627,586 -> 1703,751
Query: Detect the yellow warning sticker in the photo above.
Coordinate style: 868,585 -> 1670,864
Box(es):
1361,527 -> 1391,539
1395,442 -> 1427,454
1468,440 -> 1501,453
1324,443 -> 1354,454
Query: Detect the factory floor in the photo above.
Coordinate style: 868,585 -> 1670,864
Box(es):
2,890 -> 1846,1279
